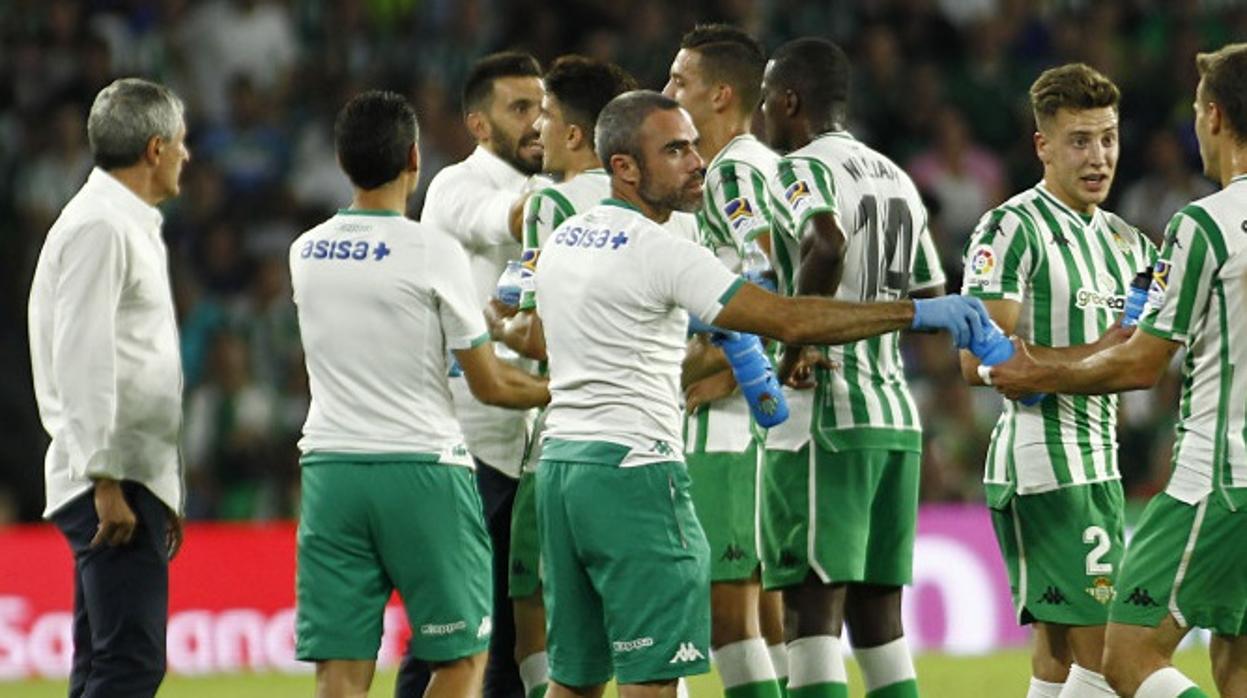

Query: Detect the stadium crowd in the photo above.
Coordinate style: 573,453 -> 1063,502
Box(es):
1,0 -> 1241,524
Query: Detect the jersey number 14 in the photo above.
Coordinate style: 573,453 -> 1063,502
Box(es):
857,195 -> 913,301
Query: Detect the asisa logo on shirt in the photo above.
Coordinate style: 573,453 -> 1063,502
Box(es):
299,239 -> 392,261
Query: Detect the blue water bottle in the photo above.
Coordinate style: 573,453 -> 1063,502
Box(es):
1121,266 -> 1153,327
970,321 -> 1045,407
495,260 -> 523,307
712,331 -> 789,428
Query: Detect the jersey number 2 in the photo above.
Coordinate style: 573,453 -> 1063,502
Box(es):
858,195 -> 913,300
1083,525 -> 1113,575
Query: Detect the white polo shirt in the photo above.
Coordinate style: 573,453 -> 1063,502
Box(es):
29,168 -> 185,517
289,209 -> 487,464
422,146 -> 536,476
536,199 -> 744,466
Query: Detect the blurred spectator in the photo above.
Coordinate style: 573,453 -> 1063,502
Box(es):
1119,128 -> 1216,244
14,101 -> 92,235
195,75 -> 292,199
907,105 -> 1006,244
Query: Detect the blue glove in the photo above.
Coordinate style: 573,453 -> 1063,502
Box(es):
912,295 -> 992,349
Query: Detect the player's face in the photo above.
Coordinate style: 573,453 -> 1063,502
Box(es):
663,49 -> 715,135
636,107 -> 705,215
484,76 -> 544,175
1193,79 -> 1219,181
1036,106 -> 1118,214
759,61 -> 791,152
536,94 -> 570,175
153,122 -> 190,203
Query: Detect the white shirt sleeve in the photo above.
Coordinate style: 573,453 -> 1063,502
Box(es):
646,231 -> 746,323
51,221 -> 127,480
428,233 -> 491,349
424,168 -> 516,251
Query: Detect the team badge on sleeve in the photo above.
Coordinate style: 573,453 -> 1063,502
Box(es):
723,197 -> 763,235
519,248 -> 539,291
784,180 -> 812,213
966,245 -> 997,287
1148,260 -> 1171,307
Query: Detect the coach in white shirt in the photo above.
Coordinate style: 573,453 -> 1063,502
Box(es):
406,52 -> 545,698
28,78 -> 190,698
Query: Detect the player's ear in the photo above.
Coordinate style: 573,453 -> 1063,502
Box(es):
407,142 -> 420,173
566,124 -> 584,151
712,83 -> 733,113
783,89 -> 800,119
611,153 -> 640,186
465,111 -> 490,143
143,134 -> 163,166
1033,130 -> 1049,165
1208,101 -> 1223,137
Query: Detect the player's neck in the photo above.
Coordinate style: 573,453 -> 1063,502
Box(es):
350,176 -> 412,216
561,151 -> 602,181
105,164 -> 166,207
1219,141 -> 1247,186
1041,174 -> 1098,217
611,184 -> 670,224
698,116 -> 752,162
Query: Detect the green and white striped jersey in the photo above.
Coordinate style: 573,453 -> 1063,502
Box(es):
768,131 -> 945,453
1139,175 -> 1247,507
684,134 -> 781,456
519,169 -> 610,310
962,182 -> 1156,501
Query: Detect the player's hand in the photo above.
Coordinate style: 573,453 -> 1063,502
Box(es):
91,479 -> 137,548
911,295 -> 992,349
166,512 -> 185,561
684,369 -> 737,413
1092,319 -> 1134,353
989,338 -> 1047,400
484,298 -> 518,339
779,345 -> 836,389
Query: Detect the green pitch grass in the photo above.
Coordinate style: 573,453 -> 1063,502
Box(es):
12,649 -> 1218,696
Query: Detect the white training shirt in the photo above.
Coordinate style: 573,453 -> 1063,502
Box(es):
536,199 -> 745,466
29,168 -> 185,517
423,146 -> 536,476
289,209 -> 486,464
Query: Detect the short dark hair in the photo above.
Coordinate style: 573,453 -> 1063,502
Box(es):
595,90 -> 682,173
544,55 -> 637,148
1197,43 -> 1247,142
767,38 -> 851,129
1030,63 -> 1120,129
462,51 -> 542,116
335,90 -> 419,190
680,24 -> 766,115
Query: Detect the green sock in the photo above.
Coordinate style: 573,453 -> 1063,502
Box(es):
778,676 -> 789,698
788,684 -> 848,698
725,680 -> 783,698
527,686 -> 547,698
1177,689 -> 1209,698
867,679 -> 920,698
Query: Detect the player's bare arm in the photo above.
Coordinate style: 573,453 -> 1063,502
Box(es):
498,309 -> 547,362
456,342 -> 550,408
989,329 -> 1179,399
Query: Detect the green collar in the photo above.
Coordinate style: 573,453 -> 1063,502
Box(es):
337,208 -> 402,217
602,197 -> 641,213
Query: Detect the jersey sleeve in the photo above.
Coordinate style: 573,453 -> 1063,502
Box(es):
1139,206 -> 1228,344
773,156 -> 838,243
518,189 -> 575,310
422,168 -> 516,251
960,208 -> 1033,302
646,230 -> 745,324
704,160 -> 773,249
427,233 -> 491,350
910,214 -> 947,292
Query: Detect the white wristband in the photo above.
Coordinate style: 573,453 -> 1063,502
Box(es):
977,364 -> 994,386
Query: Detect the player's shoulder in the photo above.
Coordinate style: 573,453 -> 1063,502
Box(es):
1177,184 -> 1243,236
1098,209 -> 1150,245
715,135 -> 780,174
977,187 -> 1046,232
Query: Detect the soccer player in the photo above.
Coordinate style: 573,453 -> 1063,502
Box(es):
662,24 -> 789,698
533,89 -> 990,698
499,54 -> 637,698
290,90 -> 549,698
29,77 -> 189,698
758,38 -> 948,698
418,51 -> 545,698
959,63 -> 1156,698
990,43 -> 1247,698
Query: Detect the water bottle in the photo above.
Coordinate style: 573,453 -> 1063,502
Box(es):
712,331 -> 789,427
740,240 -> 777,292
970,320 -> 1045,407
495,260 -> 523,307
1121,266 -> 1153,327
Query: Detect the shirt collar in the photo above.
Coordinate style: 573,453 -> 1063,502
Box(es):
1035,181 -> 1102,229
466,145 -> 529,189
707,133 -> 757,169
85,167 -> 164,230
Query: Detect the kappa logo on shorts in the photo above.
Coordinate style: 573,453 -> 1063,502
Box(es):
476,616 -> 493,639
1124,587 -> 1160,608
1036,586 -> 1069,605
1085,576 -> 1116,605
668,642 -> 705,664
721,544 -> 746,562
777,550 -> 801,569
420,620 -> 467,636
511,559 -> 530,576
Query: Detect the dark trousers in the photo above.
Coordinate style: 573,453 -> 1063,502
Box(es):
51,482 -> 169,698
395,459 -> 522,698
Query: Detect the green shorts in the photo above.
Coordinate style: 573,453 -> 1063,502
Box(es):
991,481 -> 1125,626
687,441 -> 760,582
295,454 -> 493,662
760,444 -> 919,590
537,440 -> 711,687
509,469 -> 541,599
1110,492 -> 1247,635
